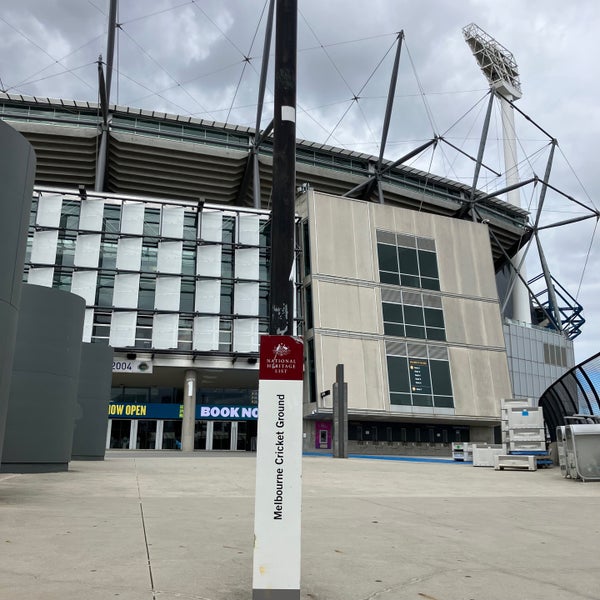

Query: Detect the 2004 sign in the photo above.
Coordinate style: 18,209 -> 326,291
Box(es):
111,359 -> 153,374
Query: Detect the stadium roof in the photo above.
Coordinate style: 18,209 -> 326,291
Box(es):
0,91 -> 530,267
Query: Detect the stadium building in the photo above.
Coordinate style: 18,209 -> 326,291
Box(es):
0,82 -> 577,454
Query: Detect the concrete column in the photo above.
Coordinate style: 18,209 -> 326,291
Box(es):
181,370 -> 197,451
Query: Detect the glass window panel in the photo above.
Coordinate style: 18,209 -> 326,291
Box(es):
434,396 -> 454,408
140,245 -> 158,273
382,302 -> 404,324
380,271 -> 400,285
405,325 -> 425,339
418,250 -> 439,278
377,243 -> 398,273
56,238 -> 77,267
180,279 -> 195,313
421,278 -> 440,291
143,209 -> 161,237
412,394 -> 433,407
430,360 -> 453,396
400,274 -> 420,288
398,247 -> 418,275
424,308 -> 444,327
387,356 -> 410,393
403,305 -> 424,325
426,328 -> 446,342
390,393 -> 412,406
383,322 -> 405,337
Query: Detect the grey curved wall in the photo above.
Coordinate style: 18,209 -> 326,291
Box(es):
0,121 -> 36,465
72,343 -> 113,460
1,285 -> 85,472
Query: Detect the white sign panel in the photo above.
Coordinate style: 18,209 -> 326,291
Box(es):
253,336 -> 304,600
112,358 -> 153,374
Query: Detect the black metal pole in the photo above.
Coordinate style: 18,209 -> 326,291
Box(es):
269,0 -> 297,336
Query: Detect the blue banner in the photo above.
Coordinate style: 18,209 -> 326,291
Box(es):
108,403 -> 259,420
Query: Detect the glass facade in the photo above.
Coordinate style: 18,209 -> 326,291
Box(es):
24,190 -> 272,355
377,231 -> 454,411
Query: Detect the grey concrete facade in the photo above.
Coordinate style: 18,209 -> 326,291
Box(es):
1,285 -> 85,472
300,190 -> 513,449
0,121 -> 36,464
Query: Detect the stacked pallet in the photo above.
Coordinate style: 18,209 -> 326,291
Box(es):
494,398 -> 548,471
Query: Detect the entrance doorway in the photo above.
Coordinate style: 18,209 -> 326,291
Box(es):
211,422 -> 232,450
109,420 -> 132,449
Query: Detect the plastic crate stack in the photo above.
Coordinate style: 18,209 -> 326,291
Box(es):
495,398 -> 548,471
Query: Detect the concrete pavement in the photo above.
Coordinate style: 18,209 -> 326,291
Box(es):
1,451 -> 599,600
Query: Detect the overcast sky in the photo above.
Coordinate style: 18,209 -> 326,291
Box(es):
1,0 -> 598,364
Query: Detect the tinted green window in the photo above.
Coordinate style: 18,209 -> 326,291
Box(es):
421,277 -> 440,291
412,395 -> 433,407
418,250 -> 439,278
426,328 -> 446,341
380,271 -> 400,285
424,308 -> 444,327
400,274 -> 420,288
383,302 -> 404,323
430,360 -> 453,396
398,247 -> 418,275
405,325 -> 425,339
390,393 -> 411,406
387,356 -> 410,393
404,305 -> 424,325
378,243 -> 398,273
138,277 -> 155,310
434,396 -> 454,408
384,323 -> 405,337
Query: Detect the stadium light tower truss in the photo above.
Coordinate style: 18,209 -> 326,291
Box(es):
462,23 -> 522,100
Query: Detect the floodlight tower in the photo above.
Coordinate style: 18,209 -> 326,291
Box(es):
463,23 -> 531,324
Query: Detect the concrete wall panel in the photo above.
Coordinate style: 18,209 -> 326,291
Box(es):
0,121 -> 36,464
72,343 -> 113,460
317,335 -> 386,412
2,285 -> 85,472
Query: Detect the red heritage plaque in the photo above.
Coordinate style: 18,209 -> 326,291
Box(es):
259,336 -> 304,381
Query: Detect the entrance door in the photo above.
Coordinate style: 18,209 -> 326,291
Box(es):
236,420 -> 258,451
108,420 -> 133,449
162,420 -> 182,449
212,421 -> 232,450
136,420 -> 157,449
194,421 -> 207,449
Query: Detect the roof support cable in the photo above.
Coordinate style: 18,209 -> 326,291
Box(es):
575,216 -> 599,301
404,40 -> 438,136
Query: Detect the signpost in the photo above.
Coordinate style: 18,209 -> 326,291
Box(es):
253,335 -> 303,599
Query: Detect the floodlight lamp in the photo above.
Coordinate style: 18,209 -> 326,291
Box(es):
463,23 -> 522,100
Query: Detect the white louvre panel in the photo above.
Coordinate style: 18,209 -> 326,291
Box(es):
30,230 -> 58,264
109,311 -> 137,347
113,273 -> 140,308
157,241 -> 183,274
233,318 -> 259,353
200,211 -> 223,242
161,206 -> 184,238
235,247 -> 260,280
195,279 -> 221,313
27,267 -> 54,287
196,244 -> 222,277
79,199 -> 105,231
30,231 -> 58,265
234,282 -> 259,316
193,316 -> 220,351
121,202 -> 145,235
71,270 -> 98,305
385,340 -> 407,356
152,313 -> 179,349
155,276 -> 181,311
238,214 -> 260,245
36,194 -> 62,227
82,308 -> 94,342
116,237 -> 143,271
74,234 -> 101,268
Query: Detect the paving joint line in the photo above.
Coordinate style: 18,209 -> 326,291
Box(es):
135,459 -> 157,600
